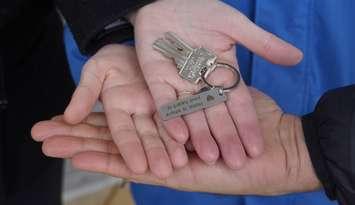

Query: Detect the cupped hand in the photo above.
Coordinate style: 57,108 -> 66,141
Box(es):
40,44 -> 185,178
34,88 -> 321,195
130,0 -> 304,168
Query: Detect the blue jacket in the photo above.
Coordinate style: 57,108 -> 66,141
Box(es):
64,0 -> 355,204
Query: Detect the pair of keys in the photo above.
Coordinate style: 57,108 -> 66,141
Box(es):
153,32 -> 240,120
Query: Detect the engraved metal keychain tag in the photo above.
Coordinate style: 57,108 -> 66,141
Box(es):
159,87 -> 227,121
159,63 -> 241,120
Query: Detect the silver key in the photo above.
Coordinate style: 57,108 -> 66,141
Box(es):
153,32 -> 193,69
153,32 -> 217,84
159,87 -> 227,121
180,47 -> 217,84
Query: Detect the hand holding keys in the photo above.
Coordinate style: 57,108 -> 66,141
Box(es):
133,0 -> 302,169
151,32 -> 259,168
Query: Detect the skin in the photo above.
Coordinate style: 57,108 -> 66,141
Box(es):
63,0 -> 303,172
32,85 -> 321,195
32,45 -> 321,194
35,45 -> 178,178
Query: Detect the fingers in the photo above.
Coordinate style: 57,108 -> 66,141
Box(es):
133,114 -> 173,178
248,87 -> 282,121
36,113 -> 176,179
248,87 -> 278,108
205,104 -> 246,169
155,114 -> 188,168
42,136 -> 118,158
201,53 -> 251,165
207,54 -> 263,158
64,59 -> 105,124
217,5 -> 303,66
227,81 -> 264,157
149,81 -> 189,143
31,120 -> 111,142
103,106 -> 148,174
184,111 -> 219,164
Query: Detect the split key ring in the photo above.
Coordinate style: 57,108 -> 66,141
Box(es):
201,62 -> 241,93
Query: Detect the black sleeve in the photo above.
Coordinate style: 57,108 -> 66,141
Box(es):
302,85 -> 355,205
55,0 -> 155,55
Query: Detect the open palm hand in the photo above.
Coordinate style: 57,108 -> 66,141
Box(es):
131,0 -> 303,168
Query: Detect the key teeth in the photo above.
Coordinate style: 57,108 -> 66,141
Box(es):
153,39 -> 176,58
165,32 -> 180,42
153,38 -> 168,49
165,32 -> 193,51
158,32 -> 175,47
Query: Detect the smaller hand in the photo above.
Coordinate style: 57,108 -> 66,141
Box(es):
34,45 -> 185,178
33,88 -> 321,195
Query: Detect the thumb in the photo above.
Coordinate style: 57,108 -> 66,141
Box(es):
248,87 -> 282,116
64,59 -> 105,124
215,4 -> 303,66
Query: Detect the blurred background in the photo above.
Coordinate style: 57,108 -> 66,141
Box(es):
63,161 -> 134,205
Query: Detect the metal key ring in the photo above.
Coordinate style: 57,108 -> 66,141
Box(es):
201,62 -> 241,92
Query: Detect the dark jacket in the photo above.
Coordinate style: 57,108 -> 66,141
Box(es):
0,0 -> 153,204
0,1 -> 74,204
302,85 -> 355,205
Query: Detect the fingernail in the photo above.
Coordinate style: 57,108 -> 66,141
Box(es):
293,48 -> 304,64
